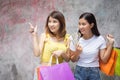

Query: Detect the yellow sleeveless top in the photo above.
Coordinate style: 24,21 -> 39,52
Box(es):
41,34 -> 70,64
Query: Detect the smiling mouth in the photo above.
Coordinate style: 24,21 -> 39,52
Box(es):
50,27 -> 55,30
80,29 -> 84,32
50,28 -> 56,31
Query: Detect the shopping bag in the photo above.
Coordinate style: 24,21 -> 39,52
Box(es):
33,66 -> 44,80
99,49 -> 118,76
114,48 -> 120,76
33,55 -> 59,80
33,67 -> 41,80
40,55 -> 75,80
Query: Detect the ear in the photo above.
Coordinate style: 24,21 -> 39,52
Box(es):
90,23 -> 94,28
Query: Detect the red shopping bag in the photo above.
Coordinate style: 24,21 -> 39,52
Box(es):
40,55 -> 75,80
34,66 -> 47,80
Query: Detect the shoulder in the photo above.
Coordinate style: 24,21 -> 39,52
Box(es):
97,35 -> 105,40
65,33 -> 70,37
98,35 -> 104,39
64,34 -> 70,40
39,33 -> 47,41
64,34 -> 70,43
95,35 -> 106,43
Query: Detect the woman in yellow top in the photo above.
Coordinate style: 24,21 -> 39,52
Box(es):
29,11 -> 70,66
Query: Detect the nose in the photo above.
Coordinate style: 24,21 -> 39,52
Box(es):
49,22 -> 54,27
79,24 -> 83,29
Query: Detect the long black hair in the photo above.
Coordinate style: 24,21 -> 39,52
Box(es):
79,12 -> 100,36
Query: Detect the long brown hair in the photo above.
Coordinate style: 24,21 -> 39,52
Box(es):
45,11 -> 66,39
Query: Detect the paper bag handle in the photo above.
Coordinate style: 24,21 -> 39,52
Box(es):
48,54 -> 59,66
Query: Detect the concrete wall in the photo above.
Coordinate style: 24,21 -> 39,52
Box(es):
0,0 -> 120,80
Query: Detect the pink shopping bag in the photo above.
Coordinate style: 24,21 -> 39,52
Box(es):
40,55 -> 75,80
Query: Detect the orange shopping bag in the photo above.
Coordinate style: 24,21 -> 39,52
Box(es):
99,49 -> 118,76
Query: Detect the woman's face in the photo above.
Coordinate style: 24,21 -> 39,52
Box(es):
48,16 -> 60,34
78,18 -> 93,35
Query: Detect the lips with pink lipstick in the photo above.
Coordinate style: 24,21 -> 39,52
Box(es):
80,29 -> 85,34
50,27 -> 56,32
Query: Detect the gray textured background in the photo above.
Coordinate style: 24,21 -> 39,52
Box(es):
0,0 -> 120,80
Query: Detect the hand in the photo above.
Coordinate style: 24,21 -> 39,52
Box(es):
70,49 -> 80,62
29,22 -> 38,36
75,44 -> 82,53
70,44 -> 82,61
106,34 -> 114,45
52,50 -> 64,57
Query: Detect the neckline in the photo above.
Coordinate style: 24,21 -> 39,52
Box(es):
81,35 -> 95,41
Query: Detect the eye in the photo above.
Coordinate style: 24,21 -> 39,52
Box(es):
53,20 -> 58,23
82,23 -> 86,26
53,19 -> 58,23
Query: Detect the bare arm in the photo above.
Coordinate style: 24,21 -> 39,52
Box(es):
61,48 -> 71,62
68,36 -> 82,62
29,23 -> 40,57
39,33 -> 46,56
100,34 -> 114,63
70,44 -> 82,62
61,38 -> 71,62
32,33 -> 40,57
29,23 -> 46,57
31,33 -> 46,57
